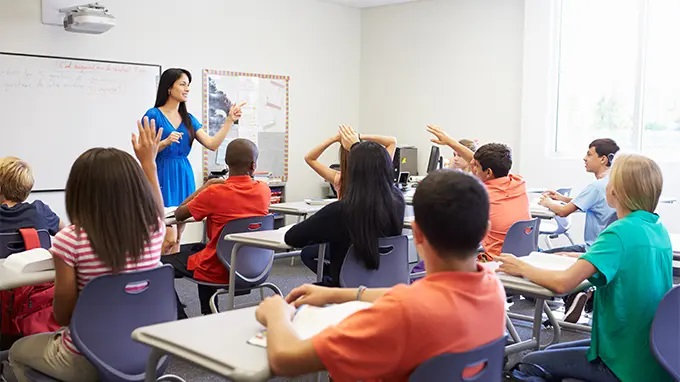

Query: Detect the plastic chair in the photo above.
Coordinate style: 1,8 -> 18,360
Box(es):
0,230 -> 51,258
650,286 -> 680,380
539,188 -> 574,249
203,215 -> 282,312
501,218 -> 540,257
339,235 -> 409,288
409,336 -> 506,382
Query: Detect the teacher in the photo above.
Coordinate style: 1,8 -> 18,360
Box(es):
143,68 -> 244,207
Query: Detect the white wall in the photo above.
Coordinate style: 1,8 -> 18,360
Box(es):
359,0 -> 525,175
0,0 -> 361,238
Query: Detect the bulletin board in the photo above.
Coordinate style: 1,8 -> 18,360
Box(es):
202,69 -> 289,181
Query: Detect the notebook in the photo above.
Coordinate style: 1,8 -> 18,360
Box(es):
3,248 -> 54,273
247,300 -> 372,348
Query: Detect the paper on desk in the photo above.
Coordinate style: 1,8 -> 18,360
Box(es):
4,248 -> 54,273
247,301 -> 372,348
521,252 -> 577,271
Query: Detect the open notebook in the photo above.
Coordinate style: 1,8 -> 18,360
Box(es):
3,248 -> 54,273
248,300 -> 372,348
489,252 -> 577,272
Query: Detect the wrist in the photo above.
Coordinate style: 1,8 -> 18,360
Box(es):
141,161 -> 157,172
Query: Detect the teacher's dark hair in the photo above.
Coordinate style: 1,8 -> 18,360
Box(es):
155,68 -> 195,143
65,148 -> 162,272
342,141 -> 404,270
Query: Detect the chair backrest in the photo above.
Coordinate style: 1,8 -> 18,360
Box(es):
650,286 -> 680,380
339,235 -> 409,288
0,230 -> 51,259
551,188 -> 572,233
69,265 -> 177,382
501,218 -> 540,257
409,336 -> 506,382
216,215 -> 275,288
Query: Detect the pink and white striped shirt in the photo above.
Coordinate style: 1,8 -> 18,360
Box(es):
50,224 -> 164,354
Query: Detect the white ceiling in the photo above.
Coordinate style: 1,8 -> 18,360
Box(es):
319,0 -> 420,8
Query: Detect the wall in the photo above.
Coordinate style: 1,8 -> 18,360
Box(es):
359,0 -> 525,175
0,0 -> 361,239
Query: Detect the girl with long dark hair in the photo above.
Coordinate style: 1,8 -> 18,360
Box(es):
286,126 -> 404,286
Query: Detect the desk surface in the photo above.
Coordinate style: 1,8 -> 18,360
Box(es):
224,226 -> 294,251
269,201 -> 330,215
132,306 -> 270,382
0,259 -> 55,291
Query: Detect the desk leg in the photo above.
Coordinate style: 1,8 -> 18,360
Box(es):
316,243 -> 327,283
145,349 -> 164,382
506,314 -> 521,344
542,302 -> 562,348
226,243 -> 241,311
531,298 -> 545,350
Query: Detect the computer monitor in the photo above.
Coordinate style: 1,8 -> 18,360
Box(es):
426,146 -> 441,174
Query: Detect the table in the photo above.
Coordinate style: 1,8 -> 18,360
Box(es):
133,306 -> 270,382
0,259 -> 55,291
530,203 -> 555,219
269,201 -> 331,219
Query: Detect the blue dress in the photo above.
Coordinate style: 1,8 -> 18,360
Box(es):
142,108 -> 202,207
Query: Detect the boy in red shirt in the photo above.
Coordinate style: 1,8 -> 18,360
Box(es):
255,170 -> 506,381
163,138 -> 270,316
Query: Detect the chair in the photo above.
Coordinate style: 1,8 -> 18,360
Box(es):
409,336 -> 506,382
31,265 -> 179,382
539,188 -> 574,249
339,235 -> 409,288
0,229 -> 51,258
501,218 -> 540,257
650,286 -> 680,380
205,215 -> 282,312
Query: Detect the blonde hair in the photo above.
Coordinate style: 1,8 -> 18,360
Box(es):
459,139 -> 478,152
609,153 -> 663,213
0,157 -> 34,202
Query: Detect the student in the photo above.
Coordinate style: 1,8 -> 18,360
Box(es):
539,138 -> 619,253
304,125 -> 397,198
161,138 -> 270,315
8,118 -> 165,382
447,138 -> 477,172
427,125 -> 529,257
0,157 -> 64,234
496,153 -> 672,382
255,169 -> 506,379
286,125 -> 404,286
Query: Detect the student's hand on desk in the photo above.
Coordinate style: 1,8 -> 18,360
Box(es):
285,284 -> 334,308
255,295 -> 296,327
537,195 -> 551,207
132,117 -> 163,166
494,253 -> 527,277
426,124 -> 454,146
338,124 -> 359,151
227,101 -> 247,122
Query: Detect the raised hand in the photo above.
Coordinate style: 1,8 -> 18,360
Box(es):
426,124 -> 455,146
132,117 -> 163,166
228,101 -> 247,122
338,124 -> 360,151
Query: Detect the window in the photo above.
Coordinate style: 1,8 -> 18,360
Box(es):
554,0 -> 680,159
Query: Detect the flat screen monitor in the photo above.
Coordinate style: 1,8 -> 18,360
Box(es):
426,146 -> 441,174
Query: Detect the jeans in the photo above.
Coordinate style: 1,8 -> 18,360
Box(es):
522,339 -> 619,382
542,244 -> 586,254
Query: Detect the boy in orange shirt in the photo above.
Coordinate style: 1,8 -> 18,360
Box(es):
427,125 -> 530,256
163,138 -> 270,316
255,169 -> 506,381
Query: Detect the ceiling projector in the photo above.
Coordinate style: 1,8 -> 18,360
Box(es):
60,3 -> 115,34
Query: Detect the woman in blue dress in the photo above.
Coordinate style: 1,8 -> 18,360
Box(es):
143,68 -> 243,252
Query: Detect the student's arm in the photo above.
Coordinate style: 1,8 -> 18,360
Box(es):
285,284 -> 390,307
132,117 -> 164,212
426,125 -> 474,163
255,296 -> 325,376
52,256 -> 78,326
543,190 -> 573,204
496,254 -> 596,294
357,133 -> 397,160
174,178 -> 225,221
539,198 -> 579,218
195,102 -> 246,151
304,134 -> 341,184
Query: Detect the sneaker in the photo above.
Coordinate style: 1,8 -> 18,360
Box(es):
563,292 -> 588,323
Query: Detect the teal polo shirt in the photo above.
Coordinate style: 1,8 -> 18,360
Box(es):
581,210 -> 672,382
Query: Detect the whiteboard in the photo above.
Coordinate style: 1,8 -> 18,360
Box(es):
0,53 -> 161,190
202,69 -> 289,181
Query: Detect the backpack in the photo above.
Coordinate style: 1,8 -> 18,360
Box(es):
504,362 -> 556,382
0,228 -> 60,349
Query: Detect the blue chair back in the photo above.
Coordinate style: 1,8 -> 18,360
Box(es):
215,215 -> 275,288
409,336 -> 506,382
651,286 -> 680,380
0,230 -> 51,259
501,218 -> 540,257
69,265 -> 177,382
340,235 -> 409,288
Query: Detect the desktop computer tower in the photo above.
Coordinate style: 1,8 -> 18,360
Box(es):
392,146 -> 418,182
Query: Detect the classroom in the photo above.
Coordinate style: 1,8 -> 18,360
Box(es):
1,0 -> 679,381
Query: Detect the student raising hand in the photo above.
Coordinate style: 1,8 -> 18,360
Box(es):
132,116 -> 164,211
338,124 -> 360,151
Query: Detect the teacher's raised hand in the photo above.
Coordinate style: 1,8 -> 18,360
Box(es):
228,101 -> 247,123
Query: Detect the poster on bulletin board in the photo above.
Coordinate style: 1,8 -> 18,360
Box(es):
202,69 -> 289,181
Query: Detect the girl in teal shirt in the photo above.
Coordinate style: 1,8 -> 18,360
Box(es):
497,153 -> 672,382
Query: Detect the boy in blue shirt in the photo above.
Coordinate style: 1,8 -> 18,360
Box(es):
0,157 -> 63,235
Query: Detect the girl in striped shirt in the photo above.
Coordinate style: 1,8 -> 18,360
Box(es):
8,118 -> 166,382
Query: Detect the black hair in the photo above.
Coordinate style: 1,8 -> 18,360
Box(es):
473,143 -> 512,178
154,68 -> 195,143
342,141 -> 405,269
413,169 -> 489,257
225,139 -> 258,175
589,138 -> 620,167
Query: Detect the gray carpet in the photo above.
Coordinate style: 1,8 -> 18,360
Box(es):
164,258 -> 589,381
